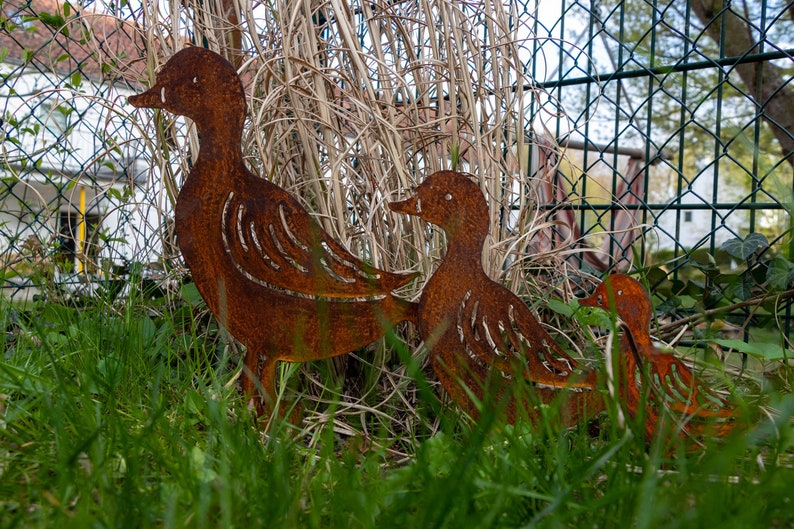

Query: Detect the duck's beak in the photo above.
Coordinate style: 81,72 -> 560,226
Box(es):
577,293 -> 598,308
128,84 -> 166,109
389,194 -> 421,216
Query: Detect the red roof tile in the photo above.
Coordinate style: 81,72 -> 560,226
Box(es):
1,0 -> 147,85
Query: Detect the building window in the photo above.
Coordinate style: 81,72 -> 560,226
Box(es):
57,211 -> 100,273
684,211 -> 693,223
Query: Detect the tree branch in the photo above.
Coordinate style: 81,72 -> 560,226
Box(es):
692,0 -> 794,167
657,287 -> 794,340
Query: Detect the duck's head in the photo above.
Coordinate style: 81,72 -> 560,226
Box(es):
389,171 -> 489,241
578,274 -> 652,331
128,47 -> 246,132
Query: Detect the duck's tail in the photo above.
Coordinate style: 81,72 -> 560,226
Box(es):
380,270 -> 421,294
391,296 -> 420,326
366,292 -> 420,336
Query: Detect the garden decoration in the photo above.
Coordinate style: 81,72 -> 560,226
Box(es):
579,274 -> 739,441
389,171 -> 603,425
128,47 -> 418,418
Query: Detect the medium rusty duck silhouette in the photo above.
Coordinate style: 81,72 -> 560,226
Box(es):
128,47 -> 417,417
579,274 -> 738,441
389,171 -> 602,424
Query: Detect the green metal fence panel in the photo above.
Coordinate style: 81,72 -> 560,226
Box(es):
520,0 -> 793,337
522,1 -> 792,262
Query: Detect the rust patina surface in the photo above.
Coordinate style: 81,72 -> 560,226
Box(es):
579,274 -> 738,441
129,47 -> 418,418
390,171 -> 603,425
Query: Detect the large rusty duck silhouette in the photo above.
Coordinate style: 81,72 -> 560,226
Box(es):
389,171 -> 602,424
579,274 -> 738,441
128,47 -> 417,417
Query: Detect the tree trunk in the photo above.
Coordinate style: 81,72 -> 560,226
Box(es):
692,0 -> 794,167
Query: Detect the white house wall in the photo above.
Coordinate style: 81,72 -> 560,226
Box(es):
1,60 -> 158,285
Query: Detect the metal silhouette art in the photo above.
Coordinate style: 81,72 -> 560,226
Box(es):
128,47 -> 418,418
579,274 -> 738,441
389,171 -> 603,425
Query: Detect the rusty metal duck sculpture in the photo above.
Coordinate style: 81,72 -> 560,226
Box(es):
128,47 -> 418,417
389,171 -> 602,424
579,274 -> 738,441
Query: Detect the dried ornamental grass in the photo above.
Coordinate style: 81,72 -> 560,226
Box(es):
131,0 -> 600,431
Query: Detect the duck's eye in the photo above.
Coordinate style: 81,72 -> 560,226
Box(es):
193,77 -> 199,84
617,289 -> 623,296
596,294 -> 603,305
444,193 -> 453,201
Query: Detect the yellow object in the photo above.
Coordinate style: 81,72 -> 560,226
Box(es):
77,185 -> 86,274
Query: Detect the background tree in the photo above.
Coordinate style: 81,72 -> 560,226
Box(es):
692,0 -> 794,168
546,0 -> 794,253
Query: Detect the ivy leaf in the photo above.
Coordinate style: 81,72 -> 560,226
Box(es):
689,250 -> 719,276
570,301 -> 614,328
655,295 -> 681,315
722,233 -> 769,260
713,339 -> 790,361
767,257 -> 794,291
725,273 -> 755,301
677,295 -> 697,309
646,265 -> 674,295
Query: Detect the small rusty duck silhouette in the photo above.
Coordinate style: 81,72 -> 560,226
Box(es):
389,171 -> 602,424
128,47 -> 417,417
579,274 -> 738,441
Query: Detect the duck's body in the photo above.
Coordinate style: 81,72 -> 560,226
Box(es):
579,274 -> 737,441
129,47 -> 417,416
390,171 -> 601,424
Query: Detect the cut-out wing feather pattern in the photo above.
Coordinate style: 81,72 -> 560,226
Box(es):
221,186 -> 416,298
633,346 -> 735,419
454,288 -> 592,389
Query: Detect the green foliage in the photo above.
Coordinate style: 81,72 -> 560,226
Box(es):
718,233 -> 794,299
711,339 -> 790,361
649,233 -> 794,321
767,257 -> 794,291
722,233 -> 770,261
36,11 -> 67,35
0,291 -> 792,528
548,297 -> 613,329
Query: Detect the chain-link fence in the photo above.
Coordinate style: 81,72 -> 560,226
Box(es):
1,0 -> 152,301
523,1 -> 792,261
519,0 -> 794,339
1,0 -> 792,338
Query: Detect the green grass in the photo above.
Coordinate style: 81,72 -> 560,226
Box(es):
0,293 -> 793,529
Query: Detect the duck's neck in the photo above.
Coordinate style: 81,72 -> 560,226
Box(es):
622,316 -> 655,349
440,224 -> 488,271
193,117 -> 245,164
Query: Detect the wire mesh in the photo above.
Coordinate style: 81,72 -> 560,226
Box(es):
523,0 -> 793,259
520,0 -> 793,337
1,0 -> 792,339
0,0 -> 153,301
